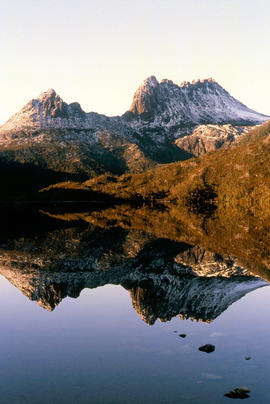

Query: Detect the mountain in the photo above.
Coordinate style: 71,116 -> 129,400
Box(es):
0,77 -> 268,199
0,89 -> 142,178
3,77 -> 267,136
1,88 -> 121,133
124,76 -> 269,138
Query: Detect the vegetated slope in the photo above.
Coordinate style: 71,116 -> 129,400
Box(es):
40,120 -> 270,218
0,77 -> 268,200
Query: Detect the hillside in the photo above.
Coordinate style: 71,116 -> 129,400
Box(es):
40,120 -> 270,218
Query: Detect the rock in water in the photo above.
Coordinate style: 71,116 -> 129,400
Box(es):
198,344 -> 215,353
224,386 -> 251,399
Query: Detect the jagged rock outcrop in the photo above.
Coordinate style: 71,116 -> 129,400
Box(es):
175,124 -> 251,157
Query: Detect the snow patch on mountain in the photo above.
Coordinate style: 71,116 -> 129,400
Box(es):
175,123 -> 253,157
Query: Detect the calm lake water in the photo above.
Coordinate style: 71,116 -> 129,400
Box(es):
0,206 -> 270,403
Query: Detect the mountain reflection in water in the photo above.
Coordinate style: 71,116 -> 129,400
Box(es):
0,204 -> 269,325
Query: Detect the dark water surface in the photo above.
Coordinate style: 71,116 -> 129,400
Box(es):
0,206 -> 270,403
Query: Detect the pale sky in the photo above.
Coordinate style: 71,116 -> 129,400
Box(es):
1,0 -> 270,125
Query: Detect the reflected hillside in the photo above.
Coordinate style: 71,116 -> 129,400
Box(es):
40,203 -> 270,281
0,206 -> 269,323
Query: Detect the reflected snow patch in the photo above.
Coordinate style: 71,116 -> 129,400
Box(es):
210,331 -> 225,337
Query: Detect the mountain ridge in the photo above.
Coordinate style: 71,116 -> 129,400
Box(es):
0,76 -> 269,199
125,76 -> 269,135
1,76 -> 268,134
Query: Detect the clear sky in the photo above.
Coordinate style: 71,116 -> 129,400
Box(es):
1,0 -> 270,124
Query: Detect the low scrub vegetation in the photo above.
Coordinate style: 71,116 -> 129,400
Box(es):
40,120 -> 270,221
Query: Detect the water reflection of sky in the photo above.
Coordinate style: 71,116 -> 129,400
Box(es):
0,276 -> 270,403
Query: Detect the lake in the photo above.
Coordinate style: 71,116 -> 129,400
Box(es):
0,205 -> 270,403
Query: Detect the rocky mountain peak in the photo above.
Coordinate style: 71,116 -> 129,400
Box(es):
38,88 -> 56,98
142,75 -> 159,88
30,88 -> 69,119
127,75 -> 269,130
0,89 -> 88,133
179,78 -> 216,88
160,79 -> 174,85
128,75 -> 224,117
128,76 -> 160,116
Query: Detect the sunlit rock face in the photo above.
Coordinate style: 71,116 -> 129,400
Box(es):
126,77 -> 269,139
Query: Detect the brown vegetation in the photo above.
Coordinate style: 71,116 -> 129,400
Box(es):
40,120 -> 270,222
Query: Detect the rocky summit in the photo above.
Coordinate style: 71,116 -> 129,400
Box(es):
0,76 -> 269,198
125,76 -> 268,136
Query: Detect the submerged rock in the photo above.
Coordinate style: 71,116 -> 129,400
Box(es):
179,334 -> 186,338
198,344 -> 215,353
